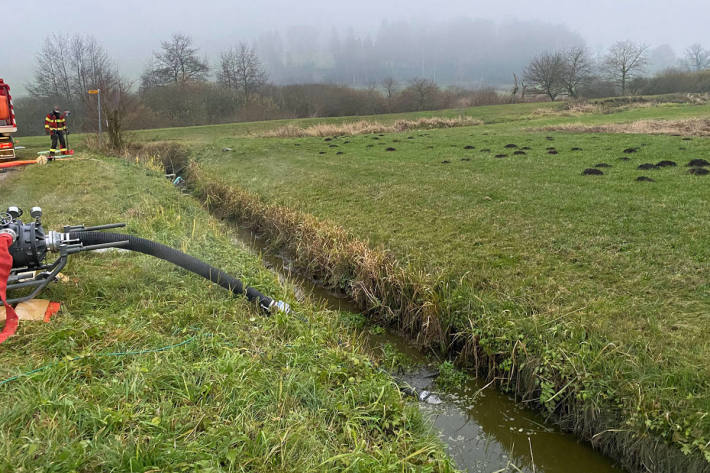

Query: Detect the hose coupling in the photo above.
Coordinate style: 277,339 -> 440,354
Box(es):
269,300 -> 291,314
46,231 -> 71,252
0,228 -> 17,245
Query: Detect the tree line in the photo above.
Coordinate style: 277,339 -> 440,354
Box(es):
15,33 -> 710,140
522,41 -> 710,100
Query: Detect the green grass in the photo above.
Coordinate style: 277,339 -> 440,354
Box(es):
0,158 -> 456,472
121,99 -> 710,468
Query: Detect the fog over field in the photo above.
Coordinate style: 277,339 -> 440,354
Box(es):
4,0 -> 709,94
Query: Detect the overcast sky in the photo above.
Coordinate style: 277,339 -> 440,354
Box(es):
3,0 -> 709,95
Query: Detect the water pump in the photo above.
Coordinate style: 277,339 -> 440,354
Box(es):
0,206 -> 290,312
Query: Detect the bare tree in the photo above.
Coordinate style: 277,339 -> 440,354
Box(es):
511,73 -> 520,100
142,33 -> 209,88
68,35 -> 118,107
602,41 -> 648,95
381,77 -> 398,111
523,52 -> 566,101
382,77 -> 398,99
104,78 -> 135,149
29,34 -> 120,134
407,78 -> 438,110
561,47 -> 593,98
28,35 -> 73,102
217,51 -> 236,90
218,44 -> 268,103
682,43 -> 710,72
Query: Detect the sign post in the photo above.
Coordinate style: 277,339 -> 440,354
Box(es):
88,89 -> 101,137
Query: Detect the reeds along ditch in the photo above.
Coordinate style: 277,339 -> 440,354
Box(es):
261,116 -> 483,138
535,117 -> 710,136
108,141 -> 710,473
186,161 -> 449,347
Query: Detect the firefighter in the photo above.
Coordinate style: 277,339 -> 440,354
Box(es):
45,105 -> 68,157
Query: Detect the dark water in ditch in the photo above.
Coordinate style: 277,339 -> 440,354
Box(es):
235,228 -> 625,473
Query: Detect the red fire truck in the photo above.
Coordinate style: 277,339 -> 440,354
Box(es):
0,79 -> 17,162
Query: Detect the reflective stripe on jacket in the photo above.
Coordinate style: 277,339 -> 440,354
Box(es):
45,112 -> 67,132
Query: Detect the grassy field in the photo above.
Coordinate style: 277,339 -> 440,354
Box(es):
0,158 -> 455,472
124,97 -> 710,144
113,98 -> 710,471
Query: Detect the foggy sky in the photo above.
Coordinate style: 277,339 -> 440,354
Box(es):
4,0 -> 709,95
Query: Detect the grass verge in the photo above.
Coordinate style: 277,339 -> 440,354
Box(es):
0,157 -> 456,472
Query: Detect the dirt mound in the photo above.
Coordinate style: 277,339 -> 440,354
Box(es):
504,144 -> 518,148
624,147 -> 639,154
513,150 -> 526,155
464,145 -> 475,149
595,163 -> 612,168
689,167 -> 709,175
571,147 -> 583,151
682,137 -> 692,141
548,150 -> 559,155
441,160 -> 451,164
546,136 -> 554,140
637,163 -> 658,170
385,147 -> 396,151
329,144 -> 338,148
636,176 -> 655,182
656,160 -> 677,167
582,168 -> 603,175
336,152 -> 344,155
618,157 -> 631,161
461,158 -> 471,161
521,146 -> 531,150
324,138 -> 332,142
495,154 -> 507,158
687,159 -> 710,167
319,151 -> 326,155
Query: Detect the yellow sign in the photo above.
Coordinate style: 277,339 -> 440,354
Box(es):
88,89 -> 99,95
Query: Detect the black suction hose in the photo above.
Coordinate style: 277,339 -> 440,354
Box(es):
69,231 -> 278,312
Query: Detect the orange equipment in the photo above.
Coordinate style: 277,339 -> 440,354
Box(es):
0,79 -> 17,162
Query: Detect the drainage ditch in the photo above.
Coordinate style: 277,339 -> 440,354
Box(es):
234,226 -> 625,473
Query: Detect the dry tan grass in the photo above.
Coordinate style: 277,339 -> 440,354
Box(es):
528,101 -> 659,119
536,118 -> 710,136
262,116 -> 483,138
187,162 -> 447,345
528,103 -> 606,118
84,137 -> 190,174
565,102 -> 604,114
